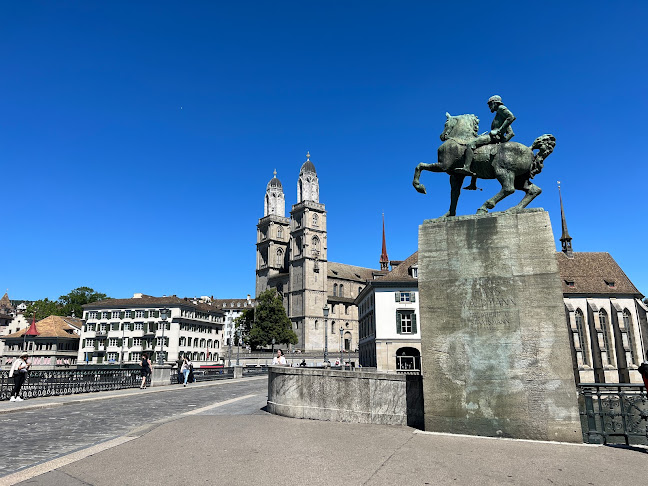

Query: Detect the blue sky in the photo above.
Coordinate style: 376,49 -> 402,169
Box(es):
2,1 -> 646,301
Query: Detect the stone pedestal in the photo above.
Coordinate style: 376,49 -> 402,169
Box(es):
151,365 -> 172,387
418,209 -> 581,442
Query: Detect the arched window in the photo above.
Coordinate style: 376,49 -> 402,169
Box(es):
313,214 -> 319,227
396,347 -> 421,371
312,236 -> 320,255
339,285 -> 344,297
574,309 -> 589,366
333,284 -> 338,296
277,227 -> 283,238
621,309 -> 637,365
331,321 -> 336,334
276,248 -> 284,267
599,309 -> 613,366
314,320 -> 318,330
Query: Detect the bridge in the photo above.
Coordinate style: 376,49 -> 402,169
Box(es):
0,374 -> 645,485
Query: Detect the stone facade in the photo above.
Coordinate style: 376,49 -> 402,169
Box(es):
256,154 -> 379,352
418,210 -> 582,442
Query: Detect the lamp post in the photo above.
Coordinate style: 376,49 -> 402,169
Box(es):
236,328 -> 241,365
120,323 -> 126,367
271,338 -> 275,356
158,308 -> 169,365
323,304 -> 329,365
227,330 -> 233,367
339,326 -> 344,369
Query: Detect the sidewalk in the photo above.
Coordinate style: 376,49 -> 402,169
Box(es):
4,399 -> 646,485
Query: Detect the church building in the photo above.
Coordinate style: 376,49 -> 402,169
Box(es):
256,153 -> 383,352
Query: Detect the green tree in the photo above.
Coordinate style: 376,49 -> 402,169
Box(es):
24,298 -> 63,321
246,289 -> 297,350
59,287 -> 109,318
234,308 -> 254,346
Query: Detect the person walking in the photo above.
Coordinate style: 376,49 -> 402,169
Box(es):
9,352 -> 31,402
140,353 -> 152,389
181,356 -> 192,386
639,352 -> 648,393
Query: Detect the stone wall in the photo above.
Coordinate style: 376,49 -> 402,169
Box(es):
267,367 -> 423,428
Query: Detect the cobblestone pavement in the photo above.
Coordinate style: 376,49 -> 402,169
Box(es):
0,377 -> 267,478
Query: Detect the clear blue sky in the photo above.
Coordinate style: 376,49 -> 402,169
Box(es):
2,1 -> 646,301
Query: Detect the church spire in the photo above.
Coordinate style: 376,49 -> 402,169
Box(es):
380,214 -> 389,270
558,181 -> 573,257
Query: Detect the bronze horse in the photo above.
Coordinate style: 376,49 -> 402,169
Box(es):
412,113 -> 556,217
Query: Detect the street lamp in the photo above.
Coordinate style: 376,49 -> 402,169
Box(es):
339,326 -> 344,369
271,337 -> 276,356
323,304 -> 329,365
236,328 -> 241,365
158,308 -> 169,365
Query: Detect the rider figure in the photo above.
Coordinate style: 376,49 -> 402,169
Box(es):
456,95 -> 516,188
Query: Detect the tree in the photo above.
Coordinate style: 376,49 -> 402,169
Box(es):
234,308 -> 254,346
59,287 -> 109,318
24,298 -> 63,321
23,287 -> 109,321
245,289 -> 297,350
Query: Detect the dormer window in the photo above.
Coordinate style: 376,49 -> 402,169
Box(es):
410,266 -> 418,278
604,280 -> 615,288
565,280 -> 575,287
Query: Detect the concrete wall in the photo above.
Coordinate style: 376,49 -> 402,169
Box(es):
267,367 -> 423,428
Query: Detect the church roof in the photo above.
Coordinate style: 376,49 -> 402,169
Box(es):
328,262 -> 375,282
378,252 -> 418,282
556,252 -> 642,296
3,315 -> 83,340
300,152 -> 316,175
267,170 -> 283,190
0,293 -> 14,314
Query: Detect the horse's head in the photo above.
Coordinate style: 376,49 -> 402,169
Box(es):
440,113 -> 479,142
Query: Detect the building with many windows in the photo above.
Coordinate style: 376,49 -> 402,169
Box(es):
80,294 -> 225,365
357,252 -> 421,371
256,153 -> 384,352
210,296 -> 256,346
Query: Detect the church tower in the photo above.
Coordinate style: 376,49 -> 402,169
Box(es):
288,153 -> 328,349
256,171 -> 291,297
558,182 -> 573,257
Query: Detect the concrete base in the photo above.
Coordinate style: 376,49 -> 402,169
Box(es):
418,209 -> 581,442
267,367 -> 423,428
151,365 -> 172,387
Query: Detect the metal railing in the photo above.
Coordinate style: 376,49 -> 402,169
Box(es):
0,369 -> 147,400
577,383 -> 648,445
169,365 -> 269,384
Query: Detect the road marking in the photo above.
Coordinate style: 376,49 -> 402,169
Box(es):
0,393 -> 259,485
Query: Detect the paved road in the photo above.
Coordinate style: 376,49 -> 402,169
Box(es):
0,377 -> 268,478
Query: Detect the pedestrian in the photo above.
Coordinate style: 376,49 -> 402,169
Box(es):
299,359 -> 306,367
9,352 -> 31,402
639,352 -> 648,393
272,349 -> 286,365
176,355 -> 184,384
140,353 -> 152,389
181,356 -> 192,386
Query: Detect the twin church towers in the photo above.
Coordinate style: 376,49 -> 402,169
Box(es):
256,153 -> 375,352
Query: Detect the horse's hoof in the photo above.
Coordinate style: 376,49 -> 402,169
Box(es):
476,208 -> 488,215
441,211 -> 455,218
413,183 -> 427,194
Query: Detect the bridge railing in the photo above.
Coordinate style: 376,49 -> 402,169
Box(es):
0,369 -> 147,400
577,383 -> 648,445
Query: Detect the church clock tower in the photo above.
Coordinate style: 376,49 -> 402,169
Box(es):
288,153 -> 328,350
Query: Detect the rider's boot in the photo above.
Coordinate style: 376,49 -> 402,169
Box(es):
463,176 -> 479,191
454,147 -> 476,176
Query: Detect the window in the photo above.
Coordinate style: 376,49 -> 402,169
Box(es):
99,324 -> 107,333
133,338 -> 142,346
574,309 -> 589,366
109,338 -> 120,347
621,309 -> 637,366
599,310 -> 613,366
87,323 -> 95,332
314,320 -> 318,330
313,214 -> 318,227
134,322 -> 143,331
107,352 -> 118,361
125,310 -> 132,318
112,311 -> 120,319
131,352 -> 141,362
276,248 -> 284,267
277,227 -> 283,238
157,337 -> 169,346
88,311 -> 97,320
565,280 -> 575,288
339,285 -> 344,297
395,291 -> 415,303
333,284 -> 338,296
396,310 -> 417,334
135,310 -> 144,318
411,267 -> 418,278
85,339 -> 95,348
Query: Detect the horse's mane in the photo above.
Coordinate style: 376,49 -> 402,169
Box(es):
457,114 -> 479,137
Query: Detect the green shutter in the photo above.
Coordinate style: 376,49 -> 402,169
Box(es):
119,311 -> 125,319
82,339 -> 86,347
395,292 -> 400,302
396,311 -> 402,334
144,323 -> 148,333
412,313 -> 417,334
411,292 -> 416,303
129,338 -> 133,347
144,311 -> 149,318
118,338 -> 123,347
151,322 -> 157,332
111,323 -> 117,331
153,310 -> 159,318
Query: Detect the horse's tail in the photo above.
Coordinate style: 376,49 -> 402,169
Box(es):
529,134 -> 556,178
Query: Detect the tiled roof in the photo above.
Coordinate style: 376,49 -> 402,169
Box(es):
83,295 -> 221,313
556,252 -> 642,296
211,299 -> 256,310
0,292 -> 14,314
378,252 -> 418,282
328,262 -> 375,282
2,315 -> 82,339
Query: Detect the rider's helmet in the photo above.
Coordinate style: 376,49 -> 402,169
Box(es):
487,95 -> 502,105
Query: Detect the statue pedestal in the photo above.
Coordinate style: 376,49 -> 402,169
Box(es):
418,209 -> 581,442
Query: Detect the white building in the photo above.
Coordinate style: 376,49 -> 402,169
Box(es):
80,294 -> 225,365
357,252 -> 421,372
210,296 -> 256,346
